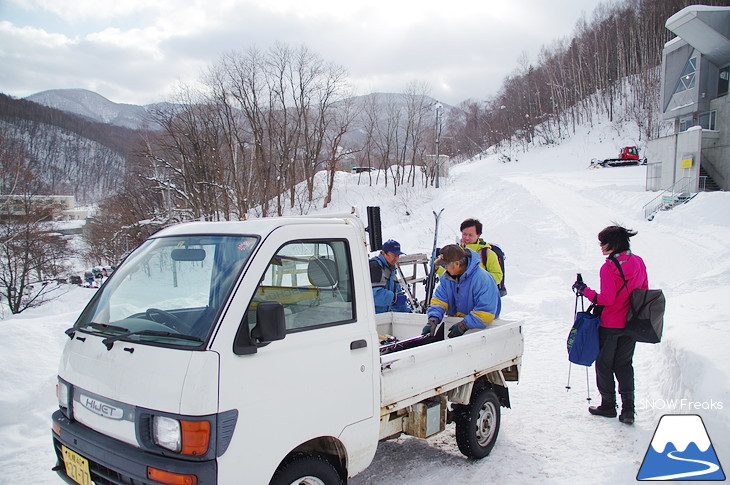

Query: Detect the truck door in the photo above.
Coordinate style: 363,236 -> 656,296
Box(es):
214,225 -> 377,482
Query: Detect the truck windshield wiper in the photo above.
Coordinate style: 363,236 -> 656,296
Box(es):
101,330 -> 203,350
65,322 -> 129,339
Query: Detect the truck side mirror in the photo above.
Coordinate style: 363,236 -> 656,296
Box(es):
252,301 -> 286,343
233,301 -> 286,356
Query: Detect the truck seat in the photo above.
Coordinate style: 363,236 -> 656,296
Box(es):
307,257 -> 338,288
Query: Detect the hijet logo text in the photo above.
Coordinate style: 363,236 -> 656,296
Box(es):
637,414 -> 725,481
79,394 -> 124,420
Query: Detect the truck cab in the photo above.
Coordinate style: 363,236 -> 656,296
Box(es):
618,146 -> 640,160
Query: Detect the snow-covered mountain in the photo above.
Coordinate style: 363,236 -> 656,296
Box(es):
25,89 -> 154,130
24,89 -> 456,135
0,92 -> 134,202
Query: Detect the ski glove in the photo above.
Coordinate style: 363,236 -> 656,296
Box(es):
448,320 -> 469,338
422,317 -> 441,337
572,281 -> 587,296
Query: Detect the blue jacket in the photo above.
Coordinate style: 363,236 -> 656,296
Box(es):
427,248 -> 501,329
370,253 -> 411,314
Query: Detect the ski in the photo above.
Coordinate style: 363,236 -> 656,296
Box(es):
395,263 -> 422,313
423,208 -> 445,311
379,334 -> 431,355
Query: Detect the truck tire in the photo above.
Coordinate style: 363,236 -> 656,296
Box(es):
270,453 -> 344,485
454,387 -> 501,459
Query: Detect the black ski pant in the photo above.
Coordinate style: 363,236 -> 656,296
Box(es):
595,327 -> 636,397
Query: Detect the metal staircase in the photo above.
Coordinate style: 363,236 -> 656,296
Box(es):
700,165 -> 722,191
643,176 -> 704,220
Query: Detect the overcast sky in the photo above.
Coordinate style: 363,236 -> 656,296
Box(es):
0,0 -> 608,106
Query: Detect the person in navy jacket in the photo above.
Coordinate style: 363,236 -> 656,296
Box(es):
369,239 -> 411,314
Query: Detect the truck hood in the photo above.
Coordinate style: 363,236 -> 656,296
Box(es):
59,333 -> 219,416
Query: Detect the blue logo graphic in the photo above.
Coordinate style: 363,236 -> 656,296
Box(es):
638,414 -> 725,481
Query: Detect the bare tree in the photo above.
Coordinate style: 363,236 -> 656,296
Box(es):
323,95 -> 358,207
0,210 -> 71,314
356,94 -> 382,186
293,46 -> 351,202
363,93 -> 403,189
217,47 -> 276,217
0,141 -> 71,314
83,173 -> 165,267
143,85 -> 230,221
399,83 -> 433,187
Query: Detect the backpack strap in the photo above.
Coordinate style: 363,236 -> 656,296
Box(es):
480,246 -> 489,267
608,253 -> 628,293
369,258 -> 384,285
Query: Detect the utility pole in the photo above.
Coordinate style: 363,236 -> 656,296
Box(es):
435,103 -> 443,188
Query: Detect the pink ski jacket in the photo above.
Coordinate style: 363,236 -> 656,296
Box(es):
583,251 -> 648,328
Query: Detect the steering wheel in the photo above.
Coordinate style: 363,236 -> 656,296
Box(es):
145,308 -> 186,332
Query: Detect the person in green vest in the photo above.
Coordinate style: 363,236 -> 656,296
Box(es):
437,218 -> 503,286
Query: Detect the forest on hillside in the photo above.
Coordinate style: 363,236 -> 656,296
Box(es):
450,0 -> 729,157
0,93 -> 137,202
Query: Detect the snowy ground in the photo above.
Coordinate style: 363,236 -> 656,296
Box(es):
1,117 -> 728,484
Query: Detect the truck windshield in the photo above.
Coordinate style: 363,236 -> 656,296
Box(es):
73,235 -> 257,347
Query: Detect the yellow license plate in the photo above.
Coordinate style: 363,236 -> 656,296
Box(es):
61,445 -> 93,485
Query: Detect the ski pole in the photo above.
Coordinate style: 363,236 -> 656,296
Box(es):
424,209 -> 444,309
566,291 -> 582,392
566,363 -> 572,391
395,264 -> 421,313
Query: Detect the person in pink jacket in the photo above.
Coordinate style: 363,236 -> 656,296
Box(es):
572,226 -> 648,424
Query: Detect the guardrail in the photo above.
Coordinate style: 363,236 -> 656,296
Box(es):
643,176 -> 706,220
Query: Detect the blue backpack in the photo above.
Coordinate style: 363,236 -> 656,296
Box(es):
567,297 -> 601,366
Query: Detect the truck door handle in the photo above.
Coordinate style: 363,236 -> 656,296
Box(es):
350,339 -> 367,350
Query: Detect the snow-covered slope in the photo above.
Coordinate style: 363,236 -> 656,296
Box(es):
1,116 -> 728,484
26,88 -> 152,129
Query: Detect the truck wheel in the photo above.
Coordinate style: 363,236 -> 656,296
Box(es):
270,453 -> 343,485
454,387 -> 501,459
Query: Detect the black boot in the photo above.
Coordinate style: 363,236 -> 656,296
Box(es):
589,394 -> 617,417
619,392 -> 635,424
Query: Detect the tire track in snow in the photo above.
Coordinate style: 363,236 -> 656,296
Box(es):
501,172 -> 641,268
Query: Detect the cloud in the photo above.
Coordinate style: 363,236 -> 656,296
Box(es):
0,0 -> 605,105
0,20 -> 71,49
10,0 -> 162,23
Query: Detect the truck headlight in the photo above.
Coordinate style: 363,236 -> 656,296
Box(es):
153,416 -> 182,452
57,378 -> 71,415
153,416 -> 211,456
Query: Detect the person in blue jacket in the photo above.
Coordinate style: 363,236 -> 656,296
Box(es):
423,244 -> 501,339
369,239 -> 411,314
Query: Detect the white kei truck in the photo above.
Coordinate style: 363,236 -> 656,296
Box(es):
52,214 -> 523,485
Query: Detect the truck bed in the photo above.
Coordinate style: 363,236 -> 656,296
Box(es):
376,313 -> 523,413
